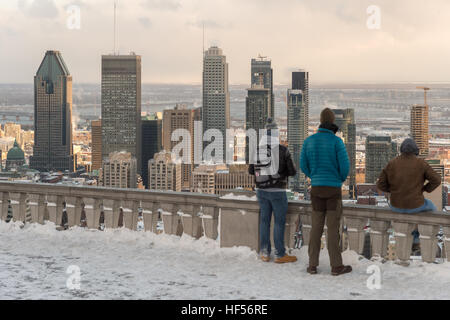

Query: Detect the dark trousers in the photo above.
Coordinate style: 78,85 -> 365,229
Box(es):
308,186 -> 343,268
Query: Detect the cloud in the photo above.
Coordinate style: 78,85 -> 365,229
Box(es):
18,0 -> 59,19
185,19 -> 231,30
141,0 -> 181,11
139,17 -> 152,28
3,0 -> 450,84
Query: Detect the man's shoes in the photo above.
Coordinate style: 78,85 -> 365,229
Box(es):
307,266 -> 317,274
261,255 -> 271,262
331,265 -> 352,276
274,255 -> 298,264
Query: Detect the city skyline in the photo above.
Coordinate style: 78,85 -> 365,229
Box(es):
0,0 -> 450,304
3,0 -> 450,84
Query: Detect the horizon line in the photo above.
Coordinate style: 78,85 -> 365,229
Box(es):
3,81 -> 450,86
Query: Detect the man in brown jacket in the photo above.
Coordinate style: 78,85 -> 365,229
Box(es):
376,138 -> 441,213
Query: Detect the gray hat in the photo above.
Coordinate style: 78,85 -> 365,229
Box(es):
400,138 -> 419,155
265,117 -> 278,130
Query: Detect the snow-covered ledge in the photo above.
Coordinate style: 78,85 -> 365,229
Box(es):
0,181 -> 449,264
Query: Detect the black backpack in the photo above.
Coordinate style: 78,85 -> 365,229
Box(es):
253,145 -> 282,188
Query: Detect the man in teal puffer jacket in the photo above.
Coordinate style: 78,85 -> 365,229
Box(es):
300,108 -> 352,276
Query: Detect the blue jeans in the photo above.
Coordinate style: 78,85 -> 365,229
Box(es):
389,199 -> 437,244
256,189 -> 288,258
389,199 -> 437,214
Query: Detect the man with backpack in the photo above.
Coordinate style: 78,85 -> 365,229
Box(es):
300,108 -> 352,276
248,118 -> 298,264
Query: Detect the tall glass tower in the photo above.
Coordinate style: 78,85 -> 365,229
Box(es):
251,56 -> 274,119
288,70 -> 309,192
202,46 -> 230,158
30,50 -> 75,172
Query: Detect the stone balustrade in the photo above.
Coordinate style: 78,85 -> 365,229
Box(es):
0,181 -> 449,263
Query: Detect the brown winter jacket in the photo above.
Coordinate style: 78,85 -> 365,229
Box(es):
376,154 -> 441,209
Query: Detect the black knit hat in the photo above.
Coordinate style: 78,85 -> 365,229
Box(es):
400,138 -> 419,155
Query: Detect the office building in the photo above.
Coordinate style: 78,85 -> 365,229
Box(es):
142,113 -> 163,189
287,70 -> 309,192
411,104 -> 429,157
426,159 -> 445,182
245,81 -> 271,159
100,151 -> 137,188
333,109 -> 356,198
148,151 -> 182,192
191,163 -> 254,195
91,119 -> 102,171
163,104 -> 201,189
30,50 -> 75,172
191,163 -> 227,194
101,54 -> 142,173
202,46 -> 230,157
214,164 -> 255,195
4,123 -> 21,147
365,135 -> 398,184
251,56 -> 274,118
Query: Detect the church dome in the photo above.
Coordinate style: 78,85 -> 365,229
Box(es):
7,140 -> 25,161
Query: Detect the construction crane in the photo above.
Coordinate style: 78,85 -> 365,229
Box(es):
416,86 -> 430,106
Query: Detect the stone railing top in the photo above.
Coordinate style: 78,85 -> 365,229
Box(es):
0,181 -> 218,207
0,181 -> 449,226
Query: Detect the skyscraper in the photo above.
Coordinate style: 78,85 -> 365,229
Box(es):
202,46 -> 230,158
163,104 -> 201,189
245,81 -> 271,159
101,54 -> 142,173
411,104 -> 429,157
141,113 -> 162,189
365,135 -> 398,184
333,109 -> 356,198
287,70 -> 309,192
30,50 -> 75,172
91,119 -> 102,171
251,56 -> 274,118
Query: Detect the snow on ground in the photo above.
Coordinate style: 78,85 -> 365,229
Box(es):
0,220 -> 449,300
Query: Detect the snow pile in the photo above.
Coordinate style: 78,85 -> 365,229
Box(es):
0,220 -> 449,300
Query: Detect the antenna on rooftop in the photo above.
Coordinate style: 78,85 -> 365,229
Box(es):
202,21 -> 206,56
113,0 -> 118,55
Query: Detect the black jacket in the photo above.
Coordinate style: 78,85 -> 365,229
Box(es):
248,144 -> 297,189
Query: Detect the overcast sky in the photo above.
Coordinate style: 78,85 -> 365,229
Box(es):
1,0 -> 450,84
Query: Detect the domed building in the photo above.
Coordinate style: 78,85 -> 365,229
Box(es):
5,140 -> 25,171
